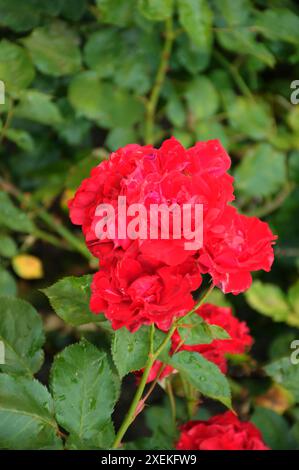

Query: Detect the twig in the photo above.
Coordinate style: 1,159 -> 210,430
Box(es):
0,178 -> 93,260
246,182 -> 294,218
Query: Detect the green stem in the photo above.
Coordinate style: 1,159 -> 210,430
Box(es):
246,182 -> 293,219
145,16 -> 174,145
166,379 -> 176,426
214,50 -> 253,99
178,283 -> 215,324
33,228 -> 66,249
112,324 -> 176,449
36,209 -> 92,260
112,283 -> 215,448
181,379 -> 198,419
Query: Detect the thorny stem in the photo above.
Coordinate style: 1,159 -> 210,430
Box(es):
145,16 -> 174,145
112,284 -> 215,449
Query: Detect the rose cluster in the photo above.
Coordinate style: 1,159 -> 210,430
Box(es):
69,137 -> 276,331
176,411 -> 268,450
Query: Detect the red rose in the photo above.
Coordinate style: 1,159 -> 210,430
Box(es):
176,411 -> 269,450
69,137 -> 234,265
90,242 -> 201,331
199,205 -> 276,294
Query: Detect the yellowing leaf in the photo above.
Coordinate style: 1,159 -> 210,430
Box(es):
12,254 -> 44,280
255,384 -> 294,414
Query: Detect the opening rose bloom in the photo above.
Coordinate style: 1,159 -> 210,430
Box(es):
137,303 -> 253,382
90,241 -> 201,331
69,138 -> 276,331
176,412 -> 269,450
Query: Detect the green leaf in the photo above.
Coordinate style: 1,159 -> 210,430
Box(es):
178,313 -> 230,346
195,120 -> 228,149
139,399 -> 185,450
214,0 -> 274,67
138,0 -> 173,21
38,0 -> 63,16
289,151 -> 299,184
214,0 -> 251,26
42,275 -> 101,326
0,374 -> 62,449
217,32 -> 274,67
251,407 -> 297,450
166,94 -> 186,128
0,267 -> 17,297
234,144 -> 287,198
0,296 -> 45,375
288,280 -> 299,317
287,106 -> 299,133
265,357 -> 299,402
15,90 -> 63,126
0,191 -> 35,233
22,21 -> 81,77
255,9 -> 299,45
172,129 -> 194,147
0,40 -> 35,93
68,71 -> 144,128
67,71 -> 108,120
245,281 -> 290,322
269,332 -> 297,362
66,154 -> 103,190
61,0 -> 87,21
175,33 -> 210,74
6,128 -> 35,152
84,29 -> 120,79
112,325 -> 150,377
66,419 -> 115,450
105,127 -> 137,151
115,30 -> 160,94
178,0 -> 213,51
51,341 -> 120,446
95,0 -> 135,26
205,287 -> 232,308
0,234 -> 17,258
84,29 -> 158,94
170,351 -> 232,408
227,97 -> 274,140
184,76 -> 219,120
0,0 -> 40,32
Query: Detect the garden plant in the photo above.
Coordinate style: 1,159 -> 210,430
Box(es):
0,0 -> 299,452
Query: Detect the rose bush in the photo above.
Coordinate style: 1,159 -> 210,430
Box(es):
0,0 -> 299,453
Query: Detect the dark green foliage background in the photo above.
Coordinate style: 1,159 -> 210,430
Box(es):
0,0 -> 299,450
